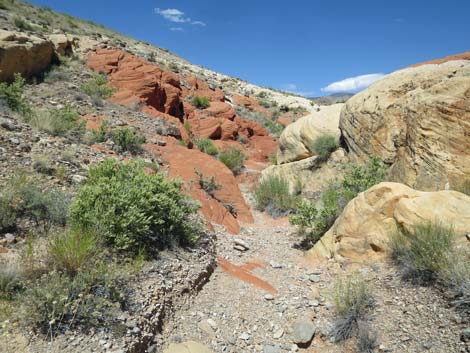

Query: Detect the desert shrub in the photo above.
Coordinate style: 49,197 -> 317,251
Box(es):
80,73 -> 115,100
195,170 -> 221,196
0,73 -> 32,117
13,16 -> 34,31
219,148 -> 246,174
192,96 -> 210,109
441,249 -> 470,314
311,135 -> 338,162
33,156 -> 55,175
48,230 -> 98,277
22,263 -> 126,334
82,120 -> 109,145
390,221 -> 455,281
0,1 -> 9,10
254,176 -> 298,217
235,106 -> 284,137
0,173 -> 69,230
194,138 -> 218,156
0,264 -> 22,300
331,274 -> 374,342
357,324 -> 378,353
70,159 -> 200,255
110,127 -> 146,154
30,105 -> 84,138
263,119 -> 285,137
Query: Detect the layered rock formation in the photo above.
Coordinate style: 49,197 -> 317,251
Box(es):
277,104 -> 342,164
0,30 -> 54,82
308,182 -> 470,263
340,57 -> 470,190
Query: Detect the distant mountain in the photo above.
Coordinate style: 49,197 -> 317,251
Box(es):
309,92 -> 355,105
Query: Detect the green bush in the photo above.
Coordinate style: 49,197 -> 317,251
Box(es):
332,274 -> 373,342
263,119 -> 285,137
311,135 -> 338,162
70,159 -> 200,255
254,176 -> 298,217
22,263 -> 126,334
111,127 -> 146,154
194,138 -> 218,156
0,173 -> 69,231
80,73 -> 116,100
0,265 -> 22,300
219,148 -> 246,175
13,16 -> 34,31
390,221 -> 455,280
192,96 -> 210,109
48,230 -> 98,277
0,73 -> 32,117
83,120 -> 109,145
195,170 -> 221,196
31,105 -> 84,138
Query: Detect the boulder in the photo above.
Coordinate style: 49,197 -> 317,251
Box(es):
163,341 -> 213,353
48,33 -> 76,56
340,56 -> 470,190
0,30 -> 54,82
157,145 -> 254,234
308,182 -> 470,263
277,104 -> 343,164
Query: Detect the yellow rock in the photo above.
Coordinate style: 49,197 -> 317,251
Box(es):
164,341 -> 213,353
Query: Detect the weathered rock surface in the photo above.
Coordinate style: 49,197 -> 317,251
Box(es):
277,104 -> 343,164
340,57 -> 470,190
0,30 -> 54,82
309,182 -> 470,263
157,145 -> 254,234
48,33 -> 76,56
163,341 -> 213,353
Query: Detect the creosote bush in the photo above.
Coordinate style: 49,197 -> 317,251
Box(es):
70,159 -> 201,255
254,176 -> 298,217
192,96 -> 210,109
194,138 -> 218,156
331,274 -> 374,342
0,73 -> 32,118
195,170 -> 221,196
311,135 -> 338,162
219,148 -> 246,175
111,127 -> 146,154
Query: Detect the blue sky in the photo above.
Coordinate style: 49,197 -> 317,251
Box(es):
29,0 -> 470,97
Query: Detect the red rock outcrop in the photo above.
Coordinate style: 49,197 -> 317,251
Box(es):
233,94 -> 272,118
157,145 -> 254,234
409,51 -> 470,68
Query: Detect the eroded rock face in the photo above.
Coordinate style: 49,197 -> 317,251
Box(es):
0,30 -> 54,82
277,104 -> 343,164
157,145 -> 254,234
308,182 -> 470,263
340,57 -> 470,190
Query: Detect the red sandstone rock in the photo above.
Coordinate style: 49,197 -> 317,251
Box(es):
409,51 -> 470,68
233,94 -> 272,118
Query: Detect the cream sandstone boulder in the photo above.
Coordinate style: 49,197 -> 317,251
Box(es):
339,57 -> 470,191
308,182 -> 470,263
277,103 -> 343,164
163,341 -> 213,353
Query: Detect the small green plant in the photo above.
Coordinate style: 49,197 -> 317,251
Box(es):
33,156 -> 55,175
70,159 -> 200,255
183,120 -> 192,135
331,274 -> 373,342
194,138 -> 218,156
0,73 -> 32,117
263,119 -> 285,137
31,105 -> 84,138
80,73 -> 116,100
48,230 -> 98,277
195,170 -> 221,196
192,96 -> 210,109
168,61 -> 179,72
219,148 -> 246,175
111,127 -> 146,154
390,221 -> 455,280
254,176 -> 298,217
13,16 -> 34,31
311,135 -> 338,162
83,120 -> 109,145
0,265 -> 22,300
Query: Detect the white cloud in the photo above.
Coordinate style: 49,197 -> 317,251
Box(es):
191,21 -> 206,27
321,73 -> 385,93
170,27 -> 184,32
155,8 -> 207,27
281,83 -> 314,97
283,83 -> 297,91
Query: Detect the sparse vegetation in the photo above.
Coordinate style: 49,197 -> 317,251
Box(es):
192,96 -> 211,109
331,274 -> 374,342
311,135 -> 339,162
70,159 -> 200,256
30,105 -> 84,139
110,127 -> 146,154
194,138 -> 218,156
0,73 -> 32,118
235,106 -> 285,137
13,16 -> 34,31
0,264 -> 22,300
219,148 -> 246,174
254,175 -> 298,217
80,73 -> 116,101
195,170 -> 221,196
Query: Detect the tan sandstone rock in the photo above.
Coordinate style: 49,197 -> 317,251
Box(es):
0,30 -> 54,82
340,56 -> 470,190
164,341 -> 213,353
277,104 -> 343,164
308,182 -> 470,263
